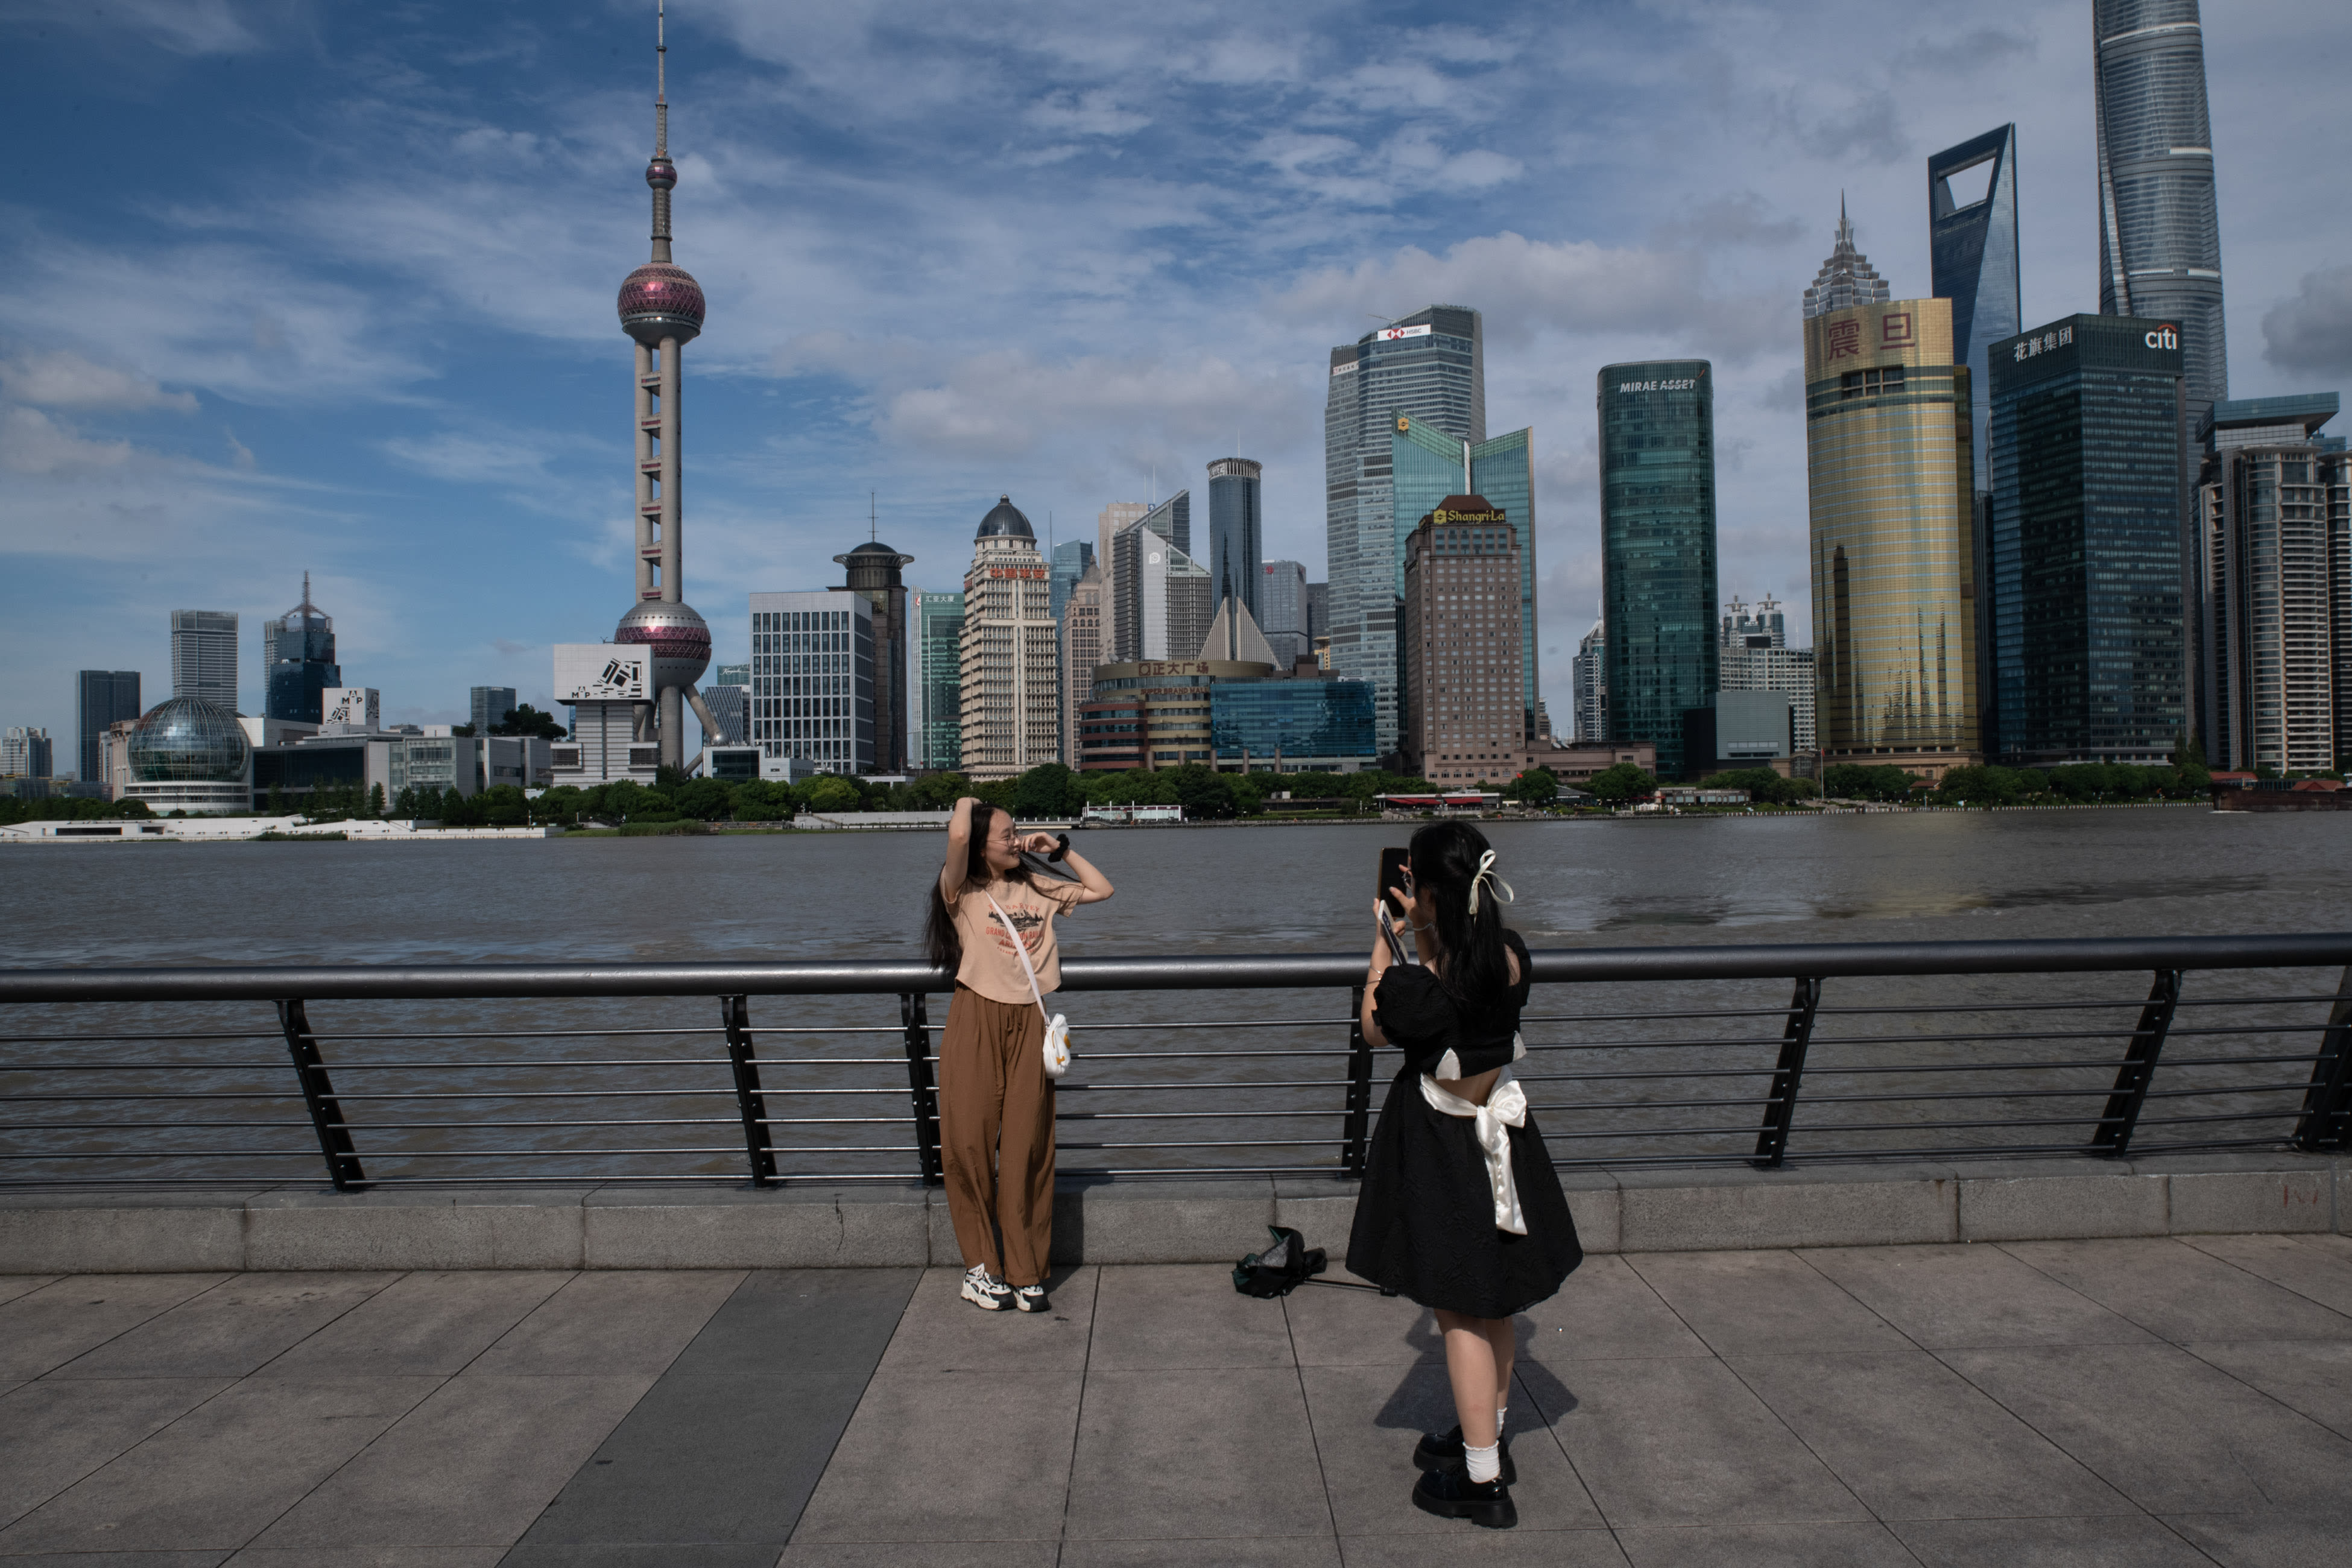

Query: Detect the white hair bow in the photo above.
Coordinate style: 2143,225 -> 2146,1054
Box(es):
1468,849 -> 1514,915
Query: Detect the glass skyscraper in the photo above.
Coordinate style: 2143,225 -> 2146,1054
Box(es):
1930,124 -> 2022,488
2094,0 -> 2227,425
264,578 -> 339,725
1987,314 -> 2187,767
1598,362 -> 1717,778
77,669 -> 141,785
1803,291 -> 1981,774
1259,560 -> 1308,668
1210,679 -> 1377,770
1325,305 -> 1484,752
1206,458 -> 1262,621
169,610 -> 238,709
909,588 -> 964,771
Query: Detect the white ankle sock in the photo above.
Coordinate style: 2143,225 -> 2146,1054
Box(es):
1496,1405 -> 1507,1439
1464,1441 -> 1501,1484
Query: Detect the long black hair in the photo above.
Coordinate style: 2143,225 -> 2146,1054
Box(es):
1408,820 -> 1513,1014
925,801 -> 1022,970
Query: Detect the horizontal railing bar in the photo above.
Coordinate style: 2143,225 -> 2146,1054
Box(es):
0,1121 -> 314,1131
0,1149 -> 329,1159
2136,1082 -> 2312,1098
2160,1025 -> 2336,1038
1808,1028 -> 2153,1048
2149,1054 -> 2325,1069
1785,1058 -> 2129,1076
2169,994 -> 2348,1007
0,1033 -> 280,1044
0,1093 -> 308,1103
1054,1108 -> 1344,1121
0,1063 -> 302,1073
342,1146 -> 754,1158
344,1119 -> 743,1130
1768,1114 -> 2119,1134
1525,1035 -> 1792,1052
285,1028 -> 738,1040
1054,1139 -> 1347,1149
1538,1124 -> 1768,1140
1521,1008 -> 1810,1023
2132,1110 -> 2303,1126
4,933 -> 2342,1001
1812,999 -> 2152,1016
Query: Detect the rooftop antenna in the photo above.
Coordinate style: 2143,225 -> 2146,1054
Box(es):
649,0 -> 672,264
869,490 -> 877,542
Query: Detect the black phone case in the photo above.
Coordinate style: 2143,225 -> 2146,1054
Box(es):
1377,847 -> 1411,915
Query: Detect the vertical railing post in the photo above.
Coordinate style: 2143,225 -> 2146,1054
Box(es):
2094,969 -> 2183,1157
900,991 -> 943,1186
1752,976 -> 1821,1169
719,994 -> 777,1187
276,999 -> 365,1191
1341,984 -> 1374,1176
2292,964 -> 2352,1152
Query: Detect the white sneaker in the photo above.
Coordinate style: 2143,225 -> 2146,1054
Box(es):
1013,1282 -> 1051,1313
961,1265 -> 1012,1310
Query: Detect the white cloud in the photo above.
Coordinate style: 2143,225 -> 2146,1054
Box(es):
0,350 -> 198,413
0,407 -> 134,476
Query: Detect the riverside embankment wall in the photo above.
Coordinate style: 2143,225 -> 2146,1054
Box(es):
4,1153 -> 2344,1274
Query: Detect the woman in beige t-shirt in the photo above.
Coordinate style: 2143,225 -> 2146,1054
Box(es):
923,796 -> 1114,1311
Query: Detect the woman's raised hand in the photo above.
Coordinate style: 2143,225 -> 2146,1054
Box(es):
1020,832 -> 1059,855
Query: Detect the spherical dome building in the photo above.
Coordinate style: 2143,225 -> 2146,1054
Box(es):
125,696 -> 252,814
618,262 -> 704,347
613,599 -> 712,692
976,495 -> 1034,540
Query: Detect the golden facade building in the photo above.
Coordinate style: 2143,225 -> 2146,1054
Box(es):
959,496 -> 1061,780
1804,296 -> 1980,777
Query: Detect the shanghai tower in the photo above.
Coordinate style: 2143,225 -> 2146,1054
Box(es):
2094,0 -> 2226,421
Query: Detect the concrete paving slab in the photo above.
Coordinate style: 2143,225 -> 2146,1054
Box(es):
779,1545 -> 1058,1568
874,1265 -> 1096,1375
1280,1270 -> 1437,1368
1625,1250 -> 1912,1356
1064,1366 -> 1328,1541
2180,1232 -> 2352,1317
227,1551 -> 505,1566
663,1266 -> 917,1379
1087,1262 -> 1295,1371
1799,1242 -> 2158,1348
255,1270 -> 574,1377
514,1370 -> 869,1549
247,1373 -> 654,1550
0,1274 -> 233,1380
1338,1532 -> 1627,1566
1525,1356 -> 1871,1529
0,1376 -> 440,1554
1515,1255 -> 1711,1361
0,1273 -> 62,1306
1614,1520 -> 1917,1567
1891,1513 -> 2216,1566
788,1370 -> 1083,1543
2000,1238 -> 2352,1341
1726,1350 -> 2132,1520
0,1554 -> 232,1567
2160,1509 -> 2352,1567
2181,1339 -> 2352,1437
1297,1361 -> 1602,1536
1065,1540 -> 1345,1568
0,1377 -> 232,1528
54,1272 -> 398,1379
467,1269 -> 742,1378
1940,1342 -> 2352,1513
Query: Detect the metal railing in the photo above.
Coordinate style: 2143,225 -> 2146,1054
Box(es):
2,934 -> 2348,1189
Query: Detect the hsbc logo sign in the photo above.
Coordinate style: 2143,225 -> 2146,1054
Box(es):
2145,324 -> 2180,349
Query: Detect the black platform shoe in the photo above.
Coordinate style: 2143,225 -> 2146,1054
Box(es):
1412,1424 -> 1517,1485
1411,1465 -> 1516,1528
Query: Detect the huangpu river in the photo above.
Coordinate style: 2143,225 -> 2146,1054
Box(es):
6,809 -> 2348,1181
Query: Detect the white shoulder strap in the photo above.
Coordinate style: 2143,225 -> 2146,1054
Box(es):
984,891 -> 1052,1022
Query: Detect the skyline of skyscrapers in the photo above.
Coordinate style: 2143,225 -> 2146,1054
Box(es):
2094,0 -> 2228,428
1988,314 -> 2189,768
1599,361 -> 1718,779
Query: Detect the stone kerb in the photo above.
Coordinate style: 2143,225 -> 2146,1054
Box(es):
0,1156 -> 2343,1273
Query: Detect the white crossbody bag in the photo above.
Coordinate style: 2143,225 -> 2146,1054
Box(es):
986,893 -> 1072,1079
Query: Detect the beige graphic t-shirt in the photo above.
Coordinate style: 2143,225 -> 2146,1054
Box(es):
949,876 -> 1088,1004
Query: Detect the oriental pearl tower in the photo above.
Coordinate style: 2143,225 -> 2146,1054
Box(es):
612,0 -> 715,771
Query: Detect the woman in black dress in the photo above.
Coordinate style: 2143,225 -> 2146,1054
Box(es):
1346,821 -> 1581,1530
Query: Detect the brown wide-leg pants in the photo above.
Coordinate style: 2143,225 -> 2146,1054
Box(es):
938,985 -> 1055,1287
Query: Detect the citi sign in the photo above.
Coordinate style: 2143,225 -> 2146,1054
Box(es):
2145,324 -> 2180,350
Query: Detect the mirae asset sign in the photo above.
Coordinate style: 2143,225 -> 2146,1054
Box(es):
1616,377 -> 1702,393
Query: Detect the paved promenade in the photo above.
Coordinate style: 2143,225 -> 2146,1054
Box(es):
2,1235 -> 2351,1565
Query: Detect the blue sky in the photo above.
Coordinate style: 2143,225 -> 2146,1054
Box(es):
4,0 -> 2347,754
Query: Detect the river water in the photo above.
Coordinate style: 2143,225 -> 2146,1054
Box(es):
5,809 -> 2347,1184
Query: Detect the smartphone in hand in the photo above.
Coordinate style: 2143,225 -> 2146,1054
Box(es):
1377,847 -> 1411,917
